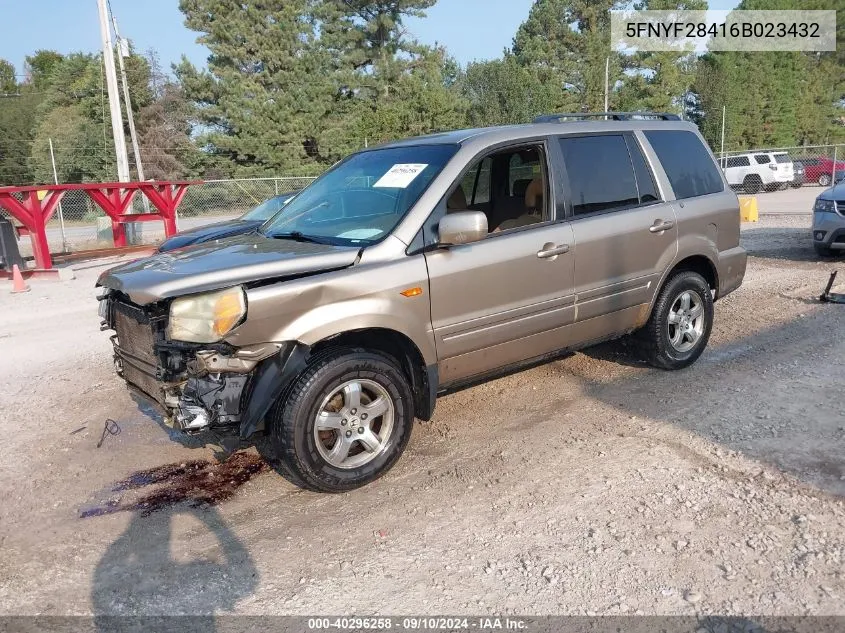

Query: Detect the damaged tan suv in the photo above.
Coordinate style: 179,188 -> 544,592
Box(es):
97,113 -> 746,492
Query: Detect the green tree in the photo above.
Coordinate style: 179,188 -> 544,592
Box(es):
462,54 -> 562,126
0,58 -> 40,185
176,0 -> 329,175
512,0 -> 627,112
615,0 -> 708,115
24,50 -> 64,89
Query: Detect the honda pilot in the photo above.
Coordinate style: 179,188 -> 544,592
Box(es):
97,113 -> 747,492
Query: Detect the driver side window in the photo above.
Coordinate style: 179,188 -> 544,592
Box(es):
445,144 -> 550,235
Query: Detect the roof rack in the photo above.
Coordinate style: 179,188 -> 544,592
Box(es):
534,112 -> 681,123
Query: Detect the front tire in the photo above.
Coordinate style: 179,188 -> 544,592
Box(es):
638,271 -> 714,370
814,243 -> 834,258
267,348 -> 414,492
819,173 -> 832,187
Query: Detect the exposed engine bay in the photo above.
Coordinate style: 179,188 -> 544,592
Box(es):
98,290 -> 265,436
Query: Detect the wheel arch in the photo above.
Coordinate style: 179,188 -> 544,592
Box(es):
641,253 -> 719,328
311,327 -> 437,421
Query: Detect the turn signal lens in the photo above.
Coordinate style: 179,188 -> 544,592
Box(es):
400,287 -> 423,298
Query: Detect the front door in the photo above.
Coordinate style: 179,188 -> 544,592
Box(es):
425,142 -> 576,384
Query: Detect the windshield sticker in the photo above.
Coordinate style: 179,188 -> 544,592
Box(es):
336,228 -> 384,240
373,164 -> 428,189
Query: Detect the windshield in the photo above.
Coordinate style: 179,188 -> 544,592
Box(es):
261,144 -> 458,245
240,193 -> 297,222
774,154 -> 792,164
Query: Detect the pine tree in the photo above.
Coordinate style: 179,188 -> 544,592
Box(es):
177,0 -> 330,174
512,0 -> 627,112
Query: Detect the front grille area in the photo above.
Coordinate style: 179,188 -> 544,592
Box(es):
112,300 -> 165,405
835,200 -> 845,215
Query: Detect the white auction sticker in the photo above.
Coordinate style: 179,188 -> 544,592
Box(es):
373,164 -> 428,189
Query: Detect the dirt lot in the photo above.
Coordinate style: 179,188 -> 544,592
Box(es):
1,215 -> 844,618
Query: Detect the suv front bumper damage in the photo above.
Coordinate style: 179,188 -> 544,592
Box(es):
100,292 -> 308,440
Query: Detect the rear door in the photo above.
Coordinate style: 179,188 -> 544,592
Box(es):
557,132 -> 678,323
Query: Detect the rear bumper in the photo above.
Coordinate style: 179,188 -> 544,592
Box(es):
717,246 -> 747,299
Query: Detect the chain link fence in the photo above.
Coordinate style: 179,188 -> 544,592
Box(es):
719,144 -> 844,191
1,176 -> 318,256
715,144 -> 844,214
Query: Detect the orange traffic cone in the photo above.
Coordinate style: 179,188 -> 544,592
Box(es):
10,264 -> 30,293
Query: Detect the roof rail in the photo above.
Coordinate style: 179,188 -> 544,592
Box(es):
534,112 -> 681,123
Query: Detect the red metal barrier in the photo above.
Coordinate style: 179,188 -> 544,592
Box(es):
0,181 -> 198,271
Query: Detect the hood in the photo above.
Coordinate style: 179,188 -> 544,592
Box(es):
157,219 -> 263,252
98,232 -> 361,305
818,182 -> 845,200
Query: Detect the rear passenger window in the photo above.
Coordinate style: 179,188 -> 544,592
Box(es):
644,130 -> 724,200
558,135 -> 640,216
725,156 -> 750,168
755,154 -> 771,164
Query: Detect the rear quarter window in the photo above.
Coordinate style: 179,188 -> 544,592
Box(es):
644,130 -> 724,200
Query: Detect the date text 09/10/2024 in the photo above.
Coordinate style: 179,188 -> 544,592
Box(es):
306,617 -> 528,630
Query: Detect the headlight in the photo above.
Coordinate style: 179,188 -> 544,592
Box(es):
167,286 -> 247,343
814,198 -> 836,213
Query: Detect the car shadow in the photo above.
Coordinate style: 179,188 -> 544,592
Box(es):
576,306 -> 845,499
91,503 -> 258,631
741,225 -> 829,263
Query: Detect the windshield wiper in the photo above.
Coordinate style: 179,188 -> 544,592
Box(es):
269,231 -> 335,245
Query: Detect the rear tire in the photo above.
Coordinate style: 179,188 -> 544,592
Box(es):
267,348 -> 414,492
743,176 -> 763,195
819,174 -> 832,187
637,271 -> 714,370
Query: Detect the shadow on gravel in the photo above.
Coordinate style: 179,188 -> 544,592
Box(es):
579,305 -> 845,499
130,394 -> 209,450
741,225 -> 828,263
91,503 -> 258,630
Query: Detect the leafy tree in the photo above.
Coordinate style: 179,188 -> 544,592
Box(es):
0,58 -> 41,185
136,51 -> 202,180
24,50 -> 64,89
462,54 -> 562,126
0,60 -> 15,93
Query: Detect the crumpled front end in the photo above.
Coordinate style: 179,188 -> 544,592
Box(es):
99,290 -> 293,438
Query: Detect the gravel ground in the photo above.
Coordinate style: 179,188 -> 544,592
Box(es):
0,215 -> 844,617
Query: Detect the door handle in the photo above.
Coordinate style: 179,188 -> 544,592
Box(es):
537,243 -> 570,259
649,219 -> 675,233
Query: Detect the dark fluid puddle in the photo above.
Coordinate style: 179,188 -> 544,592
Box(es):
80,451 -> 269,518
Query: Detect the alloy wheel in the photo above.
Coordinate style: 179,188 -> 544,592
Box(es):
313,379 -> 395,469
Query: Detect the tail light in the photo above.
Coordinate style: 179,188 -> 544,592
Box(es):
769,164 -> 778,171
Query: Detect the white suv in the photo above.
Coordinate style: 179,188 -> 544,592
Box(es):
721,152 -> 794,194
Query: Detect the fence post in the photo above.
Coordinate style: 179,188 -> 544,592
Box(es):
833,146 -> 838,186
48,138 -> 68,253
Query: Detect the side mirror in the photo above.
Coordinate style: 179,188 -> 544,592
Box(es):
437,211 -> 488,246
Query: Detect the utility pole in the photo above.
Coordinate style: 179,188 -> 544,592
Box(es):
96,0 -> 130,183
111,12 -> 145,184
111,9 -> 150,213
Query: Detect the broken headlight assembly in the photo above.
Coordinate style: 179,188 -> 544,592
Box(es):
167,286 -> 247,343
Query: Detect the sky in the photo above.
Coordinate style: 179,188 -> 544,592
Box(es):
0,0 -> 743,77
